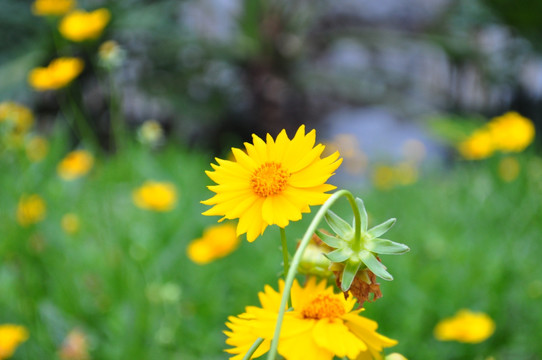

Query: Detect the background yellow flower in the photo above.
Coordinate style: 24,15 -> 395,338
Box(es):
132,181 -> 177,212
25,135 -> 49,162
61,213 -> 80,235
16,194 -> 46,227
0,324 -> 28,360
31,0 -> 75,16
57,150 -> 94,180
59,8 -> 111,42
28,57 -> 84,91
488,112 -> 535,153
434,309 -> 495,343
187,223 -> 240,264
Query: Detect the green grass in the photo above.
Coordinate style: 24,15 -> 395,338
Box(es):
1,133 -> 541,360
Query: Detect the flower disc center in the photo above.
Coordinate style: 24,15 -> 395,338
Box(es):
250,162 -> 290,197
301,294 -> 346,319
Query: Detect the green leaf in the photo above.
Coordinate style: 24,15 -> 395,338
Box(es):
356,197 -> 369,232
315,230 -> 342,248
341,260 -> 362,292
325,210 -> 353,239
324,249 -> 351,263
366,238 -> 410,255
359,251 -> 393,281
368,218 -> 396,239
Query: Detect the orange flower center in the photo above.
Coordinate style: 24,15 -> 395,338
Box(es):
301,294 -> 346,319
250,162 -> 290,197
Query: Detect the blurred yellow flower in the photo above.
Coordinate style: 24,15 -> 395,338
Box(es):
434,309 -> 495,343
59,9 -> 111,42
58,328 -> 89,360
372,165 -> 395,190
458,129 -> 494,160
137,120 -> 164,147
61,213 -> 80,235
225,277 -> 397,360
132,181 -> 177,212
32,0 -> 75,16
0,101 -> 34,135
0,324 -> 28,360
386,353 -> 408,360
187,223 -> 240,264
57,150 -> 94,180
202,125 -> 342,242
489,112 -> 535,153
16,194 -> 46,227
25,136 -> 49,162
28,57 -> 84,91
498,156 -> 520,183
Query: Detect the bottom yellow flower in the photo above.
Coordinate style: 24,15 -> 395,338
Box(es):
225,277 -> 397,360
132,181 -> 177,212
434,309 -> 495,343
187,224 -> 240,264
0,324 -> 28,360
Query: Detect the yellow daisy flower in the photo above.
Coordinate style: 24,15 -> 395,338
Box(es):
225,277 -> 397,360
434,309 -> 495,343
31,0 -> 75,16
57,150 -> 94,180
28,57 -> 84,91
187,223 -> 240,264
457,129 -> 494,160
0,102 -> 34,135
16,194 -> 46,227
59,8 -> 111,42
488,111 -> 535,153
0,324 -> 29,359
61,213 -> 80,235
202,125 -> 342,242
132,181 -> 177,212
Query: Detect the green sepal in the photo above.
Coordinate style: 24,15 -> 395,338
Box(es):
366,238 -> 410,255
315,230 -> 342,249
368,218 -> 396,239
325,248 -> 351,263
355,197 -> 368,232
325,210 -> 354,239
341,260 -> 362,291
359,250 -> 393,281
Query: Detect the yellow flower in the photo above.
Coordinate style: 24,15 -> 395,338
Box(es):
385,353 -> 408,360
225,277 -> 397,360
137,120 -> 164,147
16,194 -> 46,227
57,150 -> 94,180
458,129 -> 494,160
498,156 -> 520,182
28,57 -> 84,91
59,9 -> 111,42
132,181 -> 177,212
0,324 -> 28,360
372,165 -> 395,190
488,112 -> 535,153
0,101 -> 34,135
202,125 -> 342,242
61,213 -> 80,235
32,0 -> 75,16
25,136 -> 49,162
187,223 -> 240,264
434,309 -> 495,343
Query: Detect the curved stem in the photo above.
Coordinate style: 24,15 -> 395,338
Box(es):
243,338 -> 265,360
280,227 -> 289,277
266,189 -> 355,360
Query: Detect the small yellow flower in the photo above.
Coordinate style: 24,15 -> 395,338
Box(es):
59,8 -> 111,42
386,353 -> 408,360
57,150 -> 94,180
137,120 -> 165,147
32,0 -> 75,16
28,57 -> 84,91
458,129 -> 494,160
0,101 -> 34,135
498,156 -> 520,182
0,324 -> 29,360
132,181 -> 177,212
58,328 -> 89,360
202,125 -> 342,242
61,213 -> 80,235
488,112 -> 535,153
16,194 -> 46,227
187,223 -> 240,264
25,136 -> 49,162
225,277 -> 397,360
372,165 -> 395,190
434,309 -> 495,343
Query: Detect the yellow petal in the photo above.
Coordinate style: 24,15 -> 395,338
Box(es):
313,318 -> 367,358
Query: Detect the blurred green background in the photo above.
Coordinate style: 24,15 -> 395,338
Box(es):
1,0 -> 542,359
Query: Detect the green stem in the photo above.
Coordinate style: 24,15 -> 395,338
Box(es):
243,338 -> 265,360
266,189 -> 356,360
346,192 -> 362,252
280,227 -> 289,277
